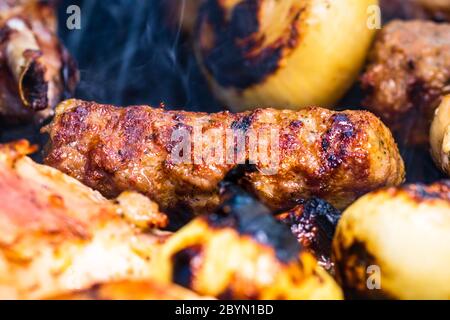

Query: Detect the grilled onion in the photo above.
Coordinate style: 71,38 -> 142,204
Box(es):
195,0 -> 378,111
332,181 -> 450,299
430,95 -> 450,177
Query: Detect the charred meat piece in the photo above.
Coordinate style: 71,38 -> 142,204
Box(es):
51,280 -> 210,300
276,198 -> 341,273
44,99 -> 405,216
0,0 -> 78,124
154,183 -> 343,299
0,140 -> 168,299
361,20 -> 450,145
380,0 -> 450,22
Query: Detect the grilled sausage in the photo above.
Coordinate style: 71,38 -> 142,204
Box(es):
43,99 -> 405,216
361,20 -> 450,145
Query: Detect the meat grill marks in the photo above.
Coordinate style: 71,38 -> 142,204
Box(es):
361,20 -> 450,145
0,0 -> 78,124
44,99 -> 405,216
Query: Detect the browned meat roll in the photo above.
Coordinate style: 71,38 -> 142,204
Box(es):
43,99 -> 405,216
0,0 -> 78,124
361,20 -> 450,145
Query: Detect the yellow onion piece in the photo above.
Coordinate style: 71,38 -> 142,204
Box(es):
430,95 -> 450,177
195,0 -> 379,111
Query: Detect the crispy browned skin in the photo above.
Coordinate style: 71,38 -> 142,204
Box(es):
44,99 -> 405,215
361,20 -> 450,145
381,0 -> 450,22
51,280 -> 209,300
0,0 -> 78,124
0,140 -> 168,299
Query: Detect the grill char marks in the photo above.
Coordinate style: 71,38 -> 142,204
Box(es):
277,198 -> 341,272
197,0 -> 305,89
207,183 -> 301,263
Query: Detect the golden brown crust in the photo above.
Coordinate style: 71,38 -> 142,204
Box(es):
361,20 -> 450,145
44,99 -> 405,215
0,0 -> 78,124
0,140 -> 167,299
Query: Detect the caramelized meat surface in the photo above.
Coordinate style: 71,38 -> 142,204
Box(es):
44,99 -> 405,216
0,140 -> 168,299
0,0 -> 78,124
361,20 -> 450,145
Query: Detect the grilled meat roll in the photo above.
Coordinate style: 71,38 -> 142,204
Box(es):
333,181 -> 450,299
44,99 -> 405,215
430,95 -> 450,176
0,0 -> 78,124
0,140 -> 168,299
154,184 -> 343,300
361,20 -> 450,145
51,280 -> 209,300
195,0 -> 377,111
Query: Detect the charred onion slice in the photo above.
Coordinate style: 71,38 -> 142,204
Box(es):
276,198 -> 341,273
154,184 -> 343,300
430,95 -> 450,176
333,181 -> 450,299
195,0 -> 378,110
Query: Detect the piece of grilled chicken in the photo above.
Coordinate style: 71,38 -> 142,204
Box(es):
0,141 -> 341,300
0,140 -> 169,299
0,0 -> 78,124
43,99 -> 405,217
361,20 -> 450,145
333,181 -> 450,299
